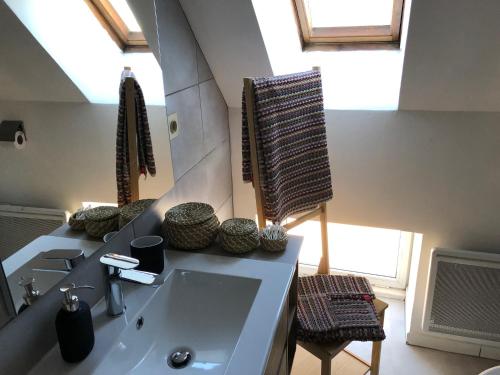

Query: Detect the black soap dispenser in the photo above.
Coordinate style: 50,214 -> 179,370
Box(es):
55,283 -> 95,363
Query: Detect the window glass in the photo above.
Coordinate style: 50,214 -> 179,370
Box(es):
307,0 -> 394,28
108,0 -> 142,32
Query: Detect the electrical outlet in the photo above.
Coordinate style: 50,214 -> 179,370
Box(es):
167,113 -> 180,140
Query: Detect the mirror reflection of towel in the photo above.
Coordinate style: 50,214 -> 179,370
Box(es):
116,79 -> 156,207
242,70 -> 333,223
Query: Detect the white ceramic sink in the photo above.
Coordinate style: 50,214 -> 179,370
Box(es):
93,270 -> 260,374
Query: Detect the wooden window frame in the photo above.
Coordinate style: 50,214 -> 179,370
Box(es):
85,0 -> 149,52
293,0 -> 404,50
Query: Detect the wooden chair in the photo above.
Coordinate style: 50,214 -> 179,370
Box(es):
243,71 -> 388,374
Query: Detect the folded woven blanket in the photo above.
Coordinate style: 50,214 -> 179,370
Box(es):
298,274 -> 375,298
242,70 -> 333,223
296,275 -> 385,343
116,78 -> 156,207
297,294 -> 385,343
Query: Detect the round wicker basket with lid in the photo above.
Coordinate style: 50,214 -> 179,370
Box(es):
85,206 -> 119,238
119,199 -> 156,229
68,211 -> 86,231
162,202 -> 219,250
220,218 -> 259,254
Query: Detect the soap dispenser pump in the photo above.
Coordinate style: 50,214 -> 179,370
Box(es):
55,283 -> 95,363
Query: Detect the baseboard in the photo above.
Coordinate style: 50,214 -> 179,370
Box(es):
480,346 -> 500,361
405,330 -> 500,360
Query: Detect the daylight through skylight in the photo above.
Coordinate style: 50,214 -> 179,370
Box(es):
308,0 -> 394,28
108,0 -> 141,32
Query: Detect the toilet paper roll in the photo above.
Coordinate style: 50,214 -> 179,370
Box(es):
14,131 -> 26,150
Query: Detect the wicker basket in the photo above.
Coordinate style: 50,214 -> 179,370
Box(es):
162,202 -> 219,250
260,225 -> 288,252
68,211 -> 86,231
84,206 -> 119,238
119,199 -> 156,229
220,218 -> 259,254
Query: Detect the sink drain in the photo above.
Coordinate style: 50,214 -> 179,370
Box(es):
167,350 -> 192,369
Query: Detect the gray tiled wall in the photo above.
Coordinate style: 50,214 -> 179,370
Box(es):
0,0 -> 233,372
131,0 -> 234,236
155,0 -> 233,215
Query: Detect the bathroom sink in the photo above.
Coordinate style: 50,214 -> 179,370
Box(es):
29,250 -> 296,375
93,270 -> 261,374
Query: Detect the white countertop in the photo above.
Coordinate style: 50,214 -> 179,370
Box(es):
28,241 -> 301,375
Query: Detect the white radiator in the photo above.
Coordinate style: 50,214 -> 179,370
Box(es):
423,248 -> 500,346
0,204 -> 68,260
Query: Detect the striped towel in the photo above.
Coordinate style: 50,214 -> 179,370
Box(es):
296,275 -> 386,343
242,70 -> 333,223
116,78 -> 156,207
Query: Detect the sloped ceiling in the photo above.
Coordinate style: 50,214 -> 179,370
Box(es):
181,0 -> 500,112
0,1 -> 86,103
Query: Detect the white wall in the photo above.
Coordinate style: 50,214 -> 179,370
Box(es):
399,0 -> 500,111
229,106 -> 500,352
0,100 -> 174,213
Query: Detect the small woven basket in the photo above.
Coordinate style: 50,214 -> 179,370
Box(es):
260,224 -> 288,252
220,218 -> 259,254
119,199 -> 156,228
68,211 -> 86,231
84,206 -> 119,238
162,202 -> 219,250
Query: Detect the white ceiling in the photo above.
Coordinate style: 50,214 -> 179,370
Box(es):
181,0 -> 500,112
0,1 -> 86,103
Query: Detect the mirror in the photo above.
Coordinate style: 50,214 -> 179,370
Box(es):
0,0 -> 173,328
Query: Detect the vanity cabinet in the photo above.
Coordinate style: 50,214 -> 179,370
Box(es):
265,263 -> 298,375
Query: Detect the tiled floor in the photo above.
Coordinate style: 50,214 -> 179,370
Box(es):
292,298 -> 499,375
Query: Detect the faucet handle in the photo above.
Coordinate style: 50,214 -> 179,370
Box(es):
100,253 -> 139,270
120,269 -> 157,285
41,249 -> 85,268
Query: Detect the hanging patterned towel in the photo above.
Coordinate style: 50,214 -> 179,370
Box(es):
296,275 -> 386,343
116,79 -> 156,207
242,70 -> 333,223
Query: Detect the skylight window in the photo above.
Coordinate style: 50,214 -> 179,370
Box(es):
108,0 -> 141,32
85,0 -> 148,52
293,0 -> 404,48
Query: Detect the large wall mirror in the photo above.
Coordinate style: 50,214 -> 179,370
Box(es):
0,0 -> 173,328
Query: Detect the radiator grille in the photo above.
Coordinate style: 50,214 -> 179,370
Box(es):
429,260 -> 500,341
0,214 -> 65,261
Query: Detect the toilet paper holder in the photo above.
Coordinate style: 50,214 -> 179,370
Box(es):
0,120 -> 26,144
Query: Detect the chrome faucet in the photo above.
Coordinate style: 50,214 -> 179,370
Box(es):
100,253 -> 159,317
32,249 -> 85,273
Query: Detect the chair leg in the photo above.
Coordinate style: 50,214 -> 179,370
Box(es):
318,202 -> 330,275
321,358 -> 331,375
370,309 -> 385,375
